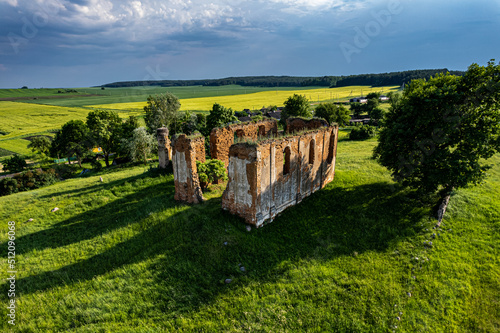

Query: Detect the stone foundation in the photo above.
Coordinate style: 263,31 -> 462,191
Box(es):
171,134 -> 206,204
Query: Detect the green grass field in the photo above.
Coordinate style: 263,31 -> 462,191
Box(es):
0,131 -> 498,332
16,86 -> 307,108
0,85 -> 397,158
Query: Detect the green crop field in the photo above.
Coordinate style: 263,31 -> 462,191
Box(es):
0,138 -> 32,156
0,85 -> 397,158
0,131 -> 498,332
90,86 -> 399,112
17,85 -> 302,108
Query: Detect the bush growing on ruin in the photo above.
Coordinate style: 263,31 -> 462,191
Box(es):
374,60 -> 500,195
196,159 -> 228,187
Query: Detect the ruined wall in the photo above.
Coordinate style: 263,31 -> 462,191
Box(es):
157,127 -> 171,168
171,134 -> 206,204
222,125 -> 339,227
286,117 -> 329,134
210,119 -> 278,167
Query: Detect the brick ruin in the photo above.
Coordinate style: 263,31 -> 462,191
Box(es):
171,133 -> 206,204
210,119 -> 278,167
171,118 -> 339,227
157,127 -> 171,168
222,120 -> 338,227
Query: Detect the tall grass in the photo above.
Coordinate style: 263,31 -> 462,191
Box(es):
0,135 -> 498,331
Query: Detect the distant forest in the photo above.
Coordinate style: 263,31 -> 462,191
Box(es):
101,69 -> 465,88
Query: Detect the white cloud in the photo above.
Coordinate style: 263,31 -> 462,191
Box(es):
0,0 -> 18,7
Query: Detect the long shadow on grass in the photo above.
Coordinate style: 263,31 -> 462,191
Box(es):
2,172 -> 175,256
7,181 -> 433,316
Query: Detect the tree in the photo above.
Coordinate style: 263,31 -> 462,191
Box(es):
374,60 -> 500,195
50,120 -> 89,168
314,103 -> 350,126
116,116 -> 140,157
350,102 -> 365,117
86,109 -> 122,167
280,94 -> 311,126
124,127 -> 156,165
144,93 -> 181,134
28,136 -> 51,155
3,155 -> 27,173
205,103 -> 238,135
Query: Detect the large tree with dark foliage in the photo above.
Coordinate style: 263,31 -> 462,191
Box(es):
51,120 -> 89,168
143,93 -> 181,134
280,94 -> 312,127
374,61 -> 500,195
205,103 -> 238,135
314,103 -> 350,126
86,110 -> 122,167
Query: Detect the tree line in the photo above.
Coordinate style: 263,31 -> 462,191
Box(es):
101,69 -> 465,88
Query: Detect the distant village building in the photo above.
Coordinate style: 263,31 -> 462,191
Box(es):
379,95 -> 389,101
349,97 -> 368,103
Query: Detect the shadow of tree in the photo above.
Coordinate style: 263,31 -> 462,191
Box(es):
8,180 -> 434,317
4,173 -> 174,255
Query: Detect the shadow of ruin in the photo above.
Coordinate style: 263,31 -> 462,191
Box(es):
162,118 -> 339,227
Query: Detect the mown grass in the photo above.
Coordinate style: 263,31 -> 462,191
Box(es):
90,86 -> 399,113
0,135 -> 498,332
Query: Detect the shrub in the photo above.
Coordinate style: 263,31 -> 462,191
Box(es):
0,178 -> 18,196
3,155 -> 27,173
196,159 -> 228,187
91,159 -> 103,171
0,169 -> 57,196
349,125 -> 376,140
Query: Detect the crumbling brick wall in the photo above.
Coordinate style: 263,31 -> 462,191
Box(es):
157,127 -> 171,168
171,134 -> 206,204
222,124 -> 339,227
286,117 -> 329,134
210,119 -> 278,167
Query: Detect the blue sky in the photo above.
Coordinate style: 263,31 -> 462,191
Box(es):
0,0 -> 499,88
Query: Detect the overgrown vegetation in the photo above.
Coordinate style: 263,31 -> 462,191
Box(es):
196,159 -> 228,188
0,133 -> 498,331
349,125 -> 377,140
374,60 -> 500,195
0,168 -> 57,196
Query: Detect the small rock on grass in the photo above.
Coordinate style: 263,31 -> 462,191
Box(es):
240,266 -> 246,272
27,218 -> 34,222
224,279 -> 232,284
246,225 -> 251,232
51,207 -> 59,213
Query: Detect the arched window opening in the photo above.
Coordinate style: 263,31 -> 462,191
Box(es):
258,125 -> 266,137
283,147 -> 291,175
327,133 -> 335,164
309,139 -> 315,165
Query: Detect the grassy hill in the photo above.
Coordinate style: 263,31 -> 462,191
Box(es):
1,131 -> 498,332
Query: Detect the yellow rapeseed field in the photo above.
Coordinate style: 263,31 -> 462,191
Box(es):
0,101 -> 92,139
89,86 -> 399,112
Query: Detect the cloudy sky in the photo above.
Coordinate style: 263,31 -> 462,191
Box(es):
0,0 -> 499,88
